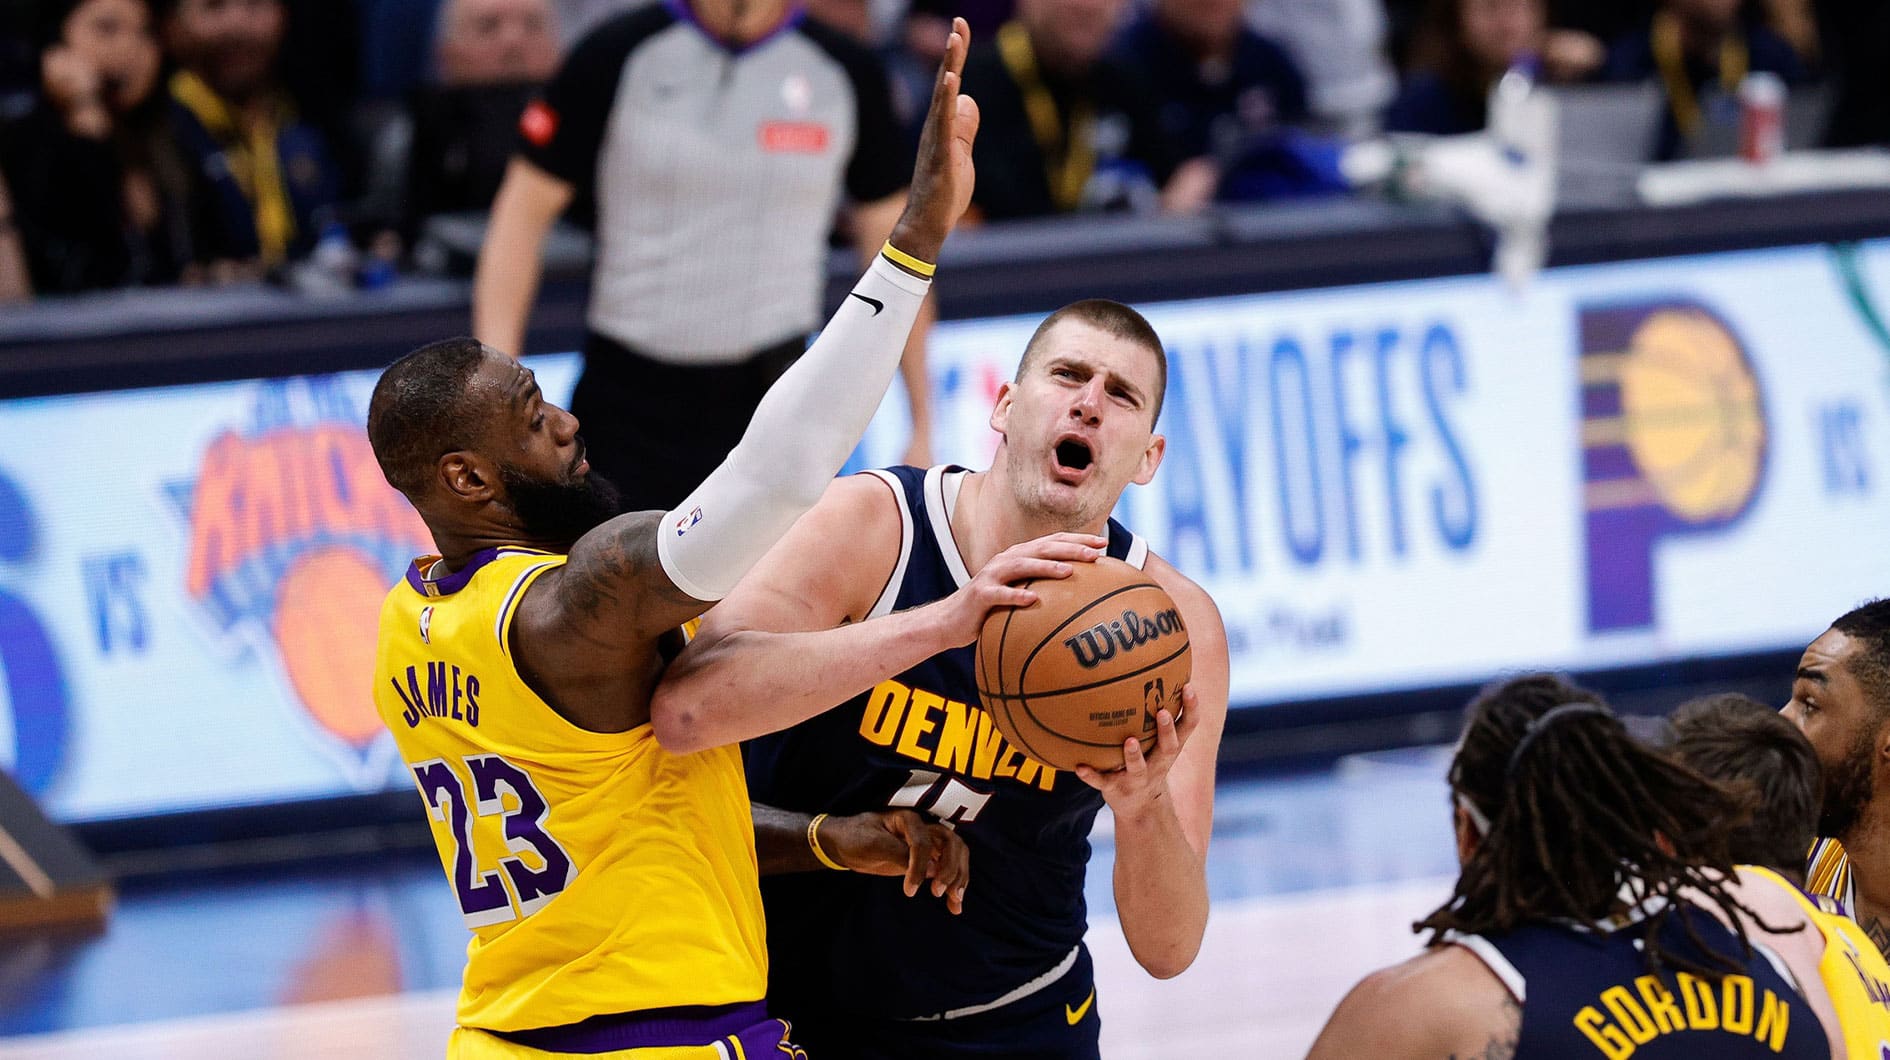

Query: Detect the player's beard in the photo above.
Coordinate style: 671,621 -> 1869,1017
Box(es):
499,463 -> 624,548
1001,441 -> 1102,529
1819,727 -> 1876,839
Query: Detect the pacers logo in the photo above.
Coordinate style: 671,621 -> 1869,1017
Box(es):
1579,302 -> 1767,632
172,378 -> 432,775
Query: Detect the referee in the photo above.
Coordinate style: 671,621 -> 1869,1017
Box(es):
473,0 -> 934,511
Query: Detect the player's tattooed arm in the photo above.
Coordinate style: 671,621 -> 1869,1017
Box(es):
1448,995 -> 1519,1060
546,510 -> 712,644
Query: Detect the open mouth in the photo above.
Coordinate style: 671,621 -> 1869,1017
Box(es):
1054,438 -> 1094,476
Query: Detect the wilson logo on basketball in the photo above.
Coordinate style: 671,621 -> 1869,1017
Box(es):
1062,607 -> 1184,670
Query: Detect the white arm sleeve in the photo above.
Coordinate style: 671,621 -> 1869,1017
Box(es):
656,254 -> 931,601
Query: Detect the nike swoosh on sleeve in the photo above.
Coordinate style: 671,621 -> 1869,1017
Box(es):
848,292 -> 884,315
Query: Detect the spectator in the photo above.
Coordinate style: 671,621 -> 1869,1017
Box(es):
962,0 -> 1204,220
1114,0 -> 1329,202
401,0 -> 562,239
0,169 -> 28,301
1386,0 -> 1546,135
0,0 -> 193,294
473,0 -> 936,511
162,0 -> 343,279
435,0 -> 560,81
1599,0 -> 1811,161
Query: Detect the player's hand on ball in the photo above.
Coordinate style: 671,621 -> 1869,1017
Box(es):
824,809 -> 971,915
934,532 -> 1105,646
890,16 -> 980,263
1075,685 -> 1200,822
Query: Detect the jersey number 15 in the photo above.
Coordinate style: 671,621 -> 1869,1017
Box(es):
412,755 -> 577,929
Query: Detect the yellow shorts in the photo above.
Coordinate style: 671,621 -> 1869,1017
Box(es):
449,1019 -> 804,1059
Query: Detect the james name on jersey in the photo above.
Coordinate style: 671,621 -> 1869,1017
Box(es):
387,660 -> 484,728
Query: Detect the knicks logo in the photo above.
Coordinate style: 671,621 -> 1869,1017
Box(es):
1578,302 -> 1767,632
173,378 -> 432,772
1062,607 -> 1184,670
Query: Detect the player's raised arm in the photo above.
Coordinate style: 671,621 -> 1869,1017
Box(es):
519,21 -> 980,652
1078,555 -> 1227,979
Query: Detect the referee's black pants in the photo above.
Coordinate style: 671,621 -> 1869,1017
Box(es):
570,330 -> 807,514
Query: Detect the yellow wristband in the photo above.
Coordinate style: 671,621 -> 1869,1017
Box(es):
807,814 -> 851,871
880,241 -> 937,278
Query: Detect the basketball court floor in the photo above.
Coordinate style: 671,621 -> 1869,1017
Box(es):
0,746 -> 1460,1059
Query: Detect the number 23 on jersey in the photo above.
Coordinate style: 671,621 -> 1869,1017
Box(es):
412,754 -> 577,929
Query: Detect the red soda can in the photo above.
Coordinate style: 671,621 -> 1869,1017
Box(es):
1740,72 -> 1785,164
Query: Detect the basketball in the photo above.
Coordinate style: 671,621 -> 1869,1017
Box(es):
975,557 -> 1191,773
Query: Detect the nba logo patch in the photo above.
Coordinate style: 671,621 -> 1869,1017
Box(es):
675,506 -> 703,537
782,73 -> 812,114
419,606 -> 433,644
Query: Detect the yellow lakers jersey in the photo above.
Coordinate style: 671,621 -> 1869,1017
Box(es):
1810,838 -> 1858,915
372,547 -> 767,1032
1748,865 -> 1890,1058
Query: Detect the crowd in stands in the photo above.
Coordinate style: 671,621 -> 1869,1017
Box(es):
0,0 -> 1882,301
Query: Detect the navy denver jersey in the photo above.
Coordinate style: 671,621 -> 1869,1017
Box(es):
746,464 -> 1148,1022
1454,903 -> 1829,1058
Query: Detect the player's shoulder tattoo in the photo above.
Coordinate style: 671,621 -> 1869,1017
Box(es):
553,511 -> 696,627
1449,993 -> 1521,1060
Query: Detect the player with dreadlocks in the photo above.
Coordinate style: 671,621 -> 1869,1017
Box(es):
1308,673 -> 1834,1060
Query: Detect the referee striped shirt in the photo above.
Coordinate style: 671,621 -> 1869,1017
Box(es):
517,0 -> 909,364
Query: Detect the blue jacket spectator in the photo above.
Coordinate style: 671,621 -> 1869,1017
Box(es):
1386,0 -> 1547,135
1112,0 -> 1314,200
963,1 -> 1193,219
1600,0 -> 1810,160
162,0 -> 341,275
1385,71 -> 1483,134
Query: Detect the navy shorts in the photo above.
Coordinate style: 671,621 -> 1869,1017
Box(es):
782,947 -> 1101,1060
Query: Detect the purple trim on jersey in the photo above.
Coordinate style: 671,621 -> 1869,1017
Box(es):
489,1000 -> 774,1053
1785,872 -> 1851,918
403,548 -> 506,597
663,0 -> 806,54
